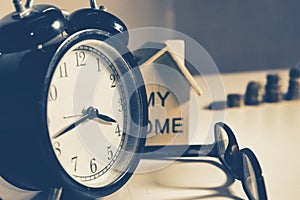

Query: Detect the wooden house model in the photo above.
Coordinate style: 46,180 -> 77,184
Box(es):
133,40 -> 202,146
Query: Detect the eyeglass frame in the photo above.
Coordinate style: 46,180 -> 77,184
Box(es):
142,122 -> 268,200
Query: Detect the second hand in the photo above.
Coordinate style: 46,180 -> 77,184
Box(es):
63,114 -> 83,119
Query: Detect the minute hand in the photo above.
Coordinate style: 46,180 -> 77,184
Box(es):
52,114 -> 89,139
96,113 -> 117,123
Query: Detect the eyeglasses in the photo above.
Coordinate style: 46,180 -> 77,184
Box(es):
142,122 -> 268,200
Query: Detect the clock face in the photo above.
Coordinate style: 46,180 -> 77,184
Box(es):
46,38 -> 132,188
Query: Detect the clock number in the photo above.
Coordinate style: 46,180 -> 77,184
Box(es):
59,62 -> 68,78
97,58 -> 101,71
49,85 -> 58,101
75,51 -> 86,67
71,156 -> 78,172
118,98 -> 123,112
53,142 -> 61,156
90,158 -> 97,173
115,124 -> 121,137
110,74 -> 116,88
107,145 -> 114,160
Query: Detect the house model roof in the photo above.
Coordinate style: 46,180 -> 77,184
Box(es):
133,40 -> 203,96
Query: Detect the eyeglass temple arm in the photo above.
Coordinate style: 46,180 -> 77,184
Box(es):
142,144 -> 218,159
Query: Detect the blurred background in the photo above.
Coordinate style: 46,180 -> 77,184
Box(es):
1,0 -> 300,73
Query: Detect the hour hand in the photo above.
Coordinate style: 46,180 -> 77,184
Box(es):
96,113 -> 116,123
52,114 -> 89,139
86,107 -> 117,124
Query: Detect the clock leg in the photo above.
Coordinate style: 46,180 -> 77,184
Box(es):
47,187 -> 63,200
31,187 -> 63,200
60,188 -> 95,200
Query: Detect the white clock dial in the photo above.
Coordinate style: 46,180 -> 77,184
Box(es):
47,39 -> 129,188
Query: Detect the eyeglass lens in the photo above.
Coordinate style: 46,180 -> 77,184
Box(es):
215,124 -> 229,161
243,153 -> 259,200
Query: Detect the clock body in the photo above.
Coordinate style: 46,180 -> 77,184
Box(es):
0,4 -> 147,199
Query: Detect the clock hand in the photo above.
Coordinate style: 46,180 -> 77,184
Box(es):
95,113 -> 117,123
62,107 -> 92,119
85,107 -> 117,123
52,114 -> 89,139
63,114 -> 83,119
53,107 -> 116,139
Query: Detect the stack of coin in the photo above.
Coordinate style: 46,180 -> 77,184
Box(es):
227,94 -> 243,108
264,74 -> 282,103
285,67 -> 300,100
244,81 -> 262,105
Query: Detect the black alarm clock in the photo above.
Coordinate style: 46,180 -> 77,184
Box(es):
0,0 -> 148,199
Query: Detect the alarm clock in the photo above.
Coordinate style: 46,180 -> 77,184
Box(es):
0,0 -> 148,199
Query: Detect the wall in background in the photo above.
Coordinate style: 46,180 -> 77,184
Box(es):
1,0 -> 299,73
174,0 -> 300,72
